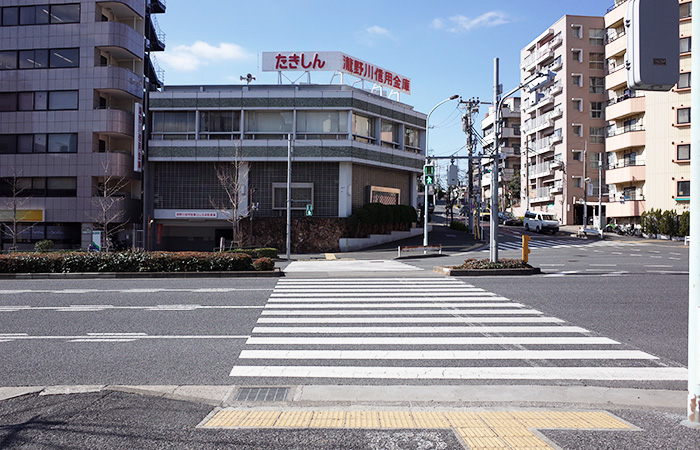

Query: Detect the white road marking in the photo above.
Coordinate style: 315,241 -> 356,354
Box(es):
589,264 -> 617,267
263,302 -> 527,309
260,309 -> 544,316
238,349 -> 657,360
245,336 -> 618,345
229,366 -> 687,381
256,316 -> 566,324
644,265 -> 673,268
251,326 -> 589,334
267,297 -> 510,303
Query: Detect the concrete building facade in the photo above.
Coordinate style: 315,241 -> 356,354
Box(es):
0,0 -> 165,250
604,0 -> 692,225
520,15 -> 607,225
146,84 -> 426,251
481,97 -> 522,211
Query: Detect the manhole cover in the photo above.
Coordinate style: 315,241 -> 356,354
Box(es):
235,387 -> 289,402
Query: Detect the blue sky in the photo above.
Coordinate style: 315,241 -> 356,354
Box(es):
156,0 -> 614,158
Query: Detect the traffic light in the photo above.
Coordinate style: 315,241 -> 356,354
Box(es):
424,165 -> 435,185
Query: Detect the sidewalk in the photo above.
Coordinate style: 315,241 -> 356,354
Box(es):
0,384 -> 697,449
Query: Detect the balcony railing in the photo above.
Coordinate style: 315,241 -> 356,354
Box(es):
608,158 -> 645,169
606,90 -> 644,106
605,30 -> 626,45
607,0 -> 627,14
607,124 -> 645,137
609,192 -> 645,202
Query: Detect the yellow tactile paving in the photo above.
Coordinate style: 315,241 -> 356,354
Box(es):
203,410 -> 249,427
346,411 -> 380,428
410,411 -> 451,428
308,410 -> 346,428
237,410 -> 281,427
274,411 -> 313,428
202,409 -> 636,449
377,411 -> 415,428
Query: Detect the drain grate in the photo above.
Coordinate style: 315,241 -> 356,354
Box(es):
235,387 -> 289,402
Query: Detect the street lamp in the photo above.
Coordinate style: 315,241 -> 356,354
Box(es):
423,94 -> 459,249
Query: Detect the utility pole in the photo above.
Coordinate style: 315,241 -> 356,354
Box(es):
583,141 -> 588,227
460,97 -> 481,233
490,58 -> 501,262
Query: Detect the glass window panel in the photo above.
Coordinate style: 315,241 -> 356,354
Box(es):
46,177 -> 77,197
681,37 -> 692,53
48,91 -> 78,110
381,120 -> 398,144
19,6 -> 37,25
0,51 -> 17,70
17,135 -> 33,153
31,226 -> 45,240
2,7 -> 19,26
18,92 -> 33,110
34,91 -> 47,110
296,111 -> 347,133
352,114 -> 374,137
47,134 -> 77,153
0,135 -> 17,154
679,72 -> 691,89
245,111 -> 293,133
33,134 -> 46,153
0,92 -> 17,111
201,111 -> 239,132
678,181 -> 690,197
36,6 -> 50,24
19,50 -> 48,69
678,144 -> 691,160
50,4 -> 80,24
405,127 -> 420,148
49,48 -> 79,68
678,108 -> 691,124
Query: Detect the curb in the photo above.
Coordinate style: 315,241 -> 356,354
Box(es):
0,269 -> 283,280
434,266 -> 541,276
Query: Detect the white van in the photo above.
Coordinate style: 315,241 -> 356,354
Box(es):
523,211 -> 559,234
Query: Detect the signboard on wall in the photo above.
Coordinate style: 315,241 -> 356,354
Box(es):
262,51 -> 411,94
134,102 -> 143,172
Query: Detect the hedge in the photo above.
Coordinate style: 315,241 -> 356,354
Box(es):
0,251 -> 265,273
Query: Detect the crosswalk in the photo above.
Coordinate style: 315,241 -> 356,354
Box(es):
477,238 -> 638,253
229,278 -> 686,383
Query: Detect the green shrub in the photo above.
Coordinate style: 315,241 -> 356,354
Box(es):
455,258 -> 531,269
34,239 -> 54,252
679,210 -> 690,237
253,257 -> 275,271
449,221 -> 468,232
659,210 -> 679,237
641,208 -> 662,235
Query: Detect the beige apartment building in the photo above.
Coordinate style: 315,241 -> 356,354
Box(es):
604,0 -> 692,226
480,97 -> 521,211
520,15 -> 607,225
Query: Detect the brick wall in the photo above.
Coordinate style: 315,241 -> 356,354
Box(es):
352,164 -> 411,211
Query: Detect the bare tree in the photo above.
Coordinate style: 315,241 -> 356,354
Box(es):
91,161 -> 130,252
209,153 -> 249,249
0,169 -> 35,252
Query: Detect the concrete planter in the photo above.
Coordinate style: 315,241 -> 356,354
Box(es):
434,266 -> 541,276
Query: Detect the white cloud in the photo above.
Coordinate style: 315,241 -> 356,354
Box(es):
159,41 -> 252,71
356,25 -> 396,46
433,11 -> 510,33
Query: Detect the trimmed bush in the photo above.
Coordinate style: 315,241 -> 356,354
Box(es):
449,221 -> 468,232
454,258 -> 531,270
34,240 -> 54,252
253,257 -> 275,271
659,210 -> 679,237
0,251 -> 258,273
679,210 -> 690,237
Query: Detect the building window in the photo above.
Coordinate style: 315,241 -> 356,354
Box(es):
572,74 -> 582,87
0,133 -> 77,153
19,49 -> 48,69
296,111 -> 348,139
572,24 -> 582,38
680,3 -> 692,19
0,177 -> 76,197
589,52 -> 604,70
0,51 -> 17,69
679,72 -> 691,89
49,48 -> 79,68
623,118 -> 638,132
152,111 -> 197,140
572,124 -> 583,137
572,49 -> 582,62
244,111 -> 293,139
589,28 -> 605,46
404,127 -> 420,152
573,177 -> 583,188
589,77 -> 604,94
572,150 -> 582,161
681,37 -> 692,53
47,134 -> 77,153
678,180 -> 690,198
590,101 -> 603,118
199,110 -> 241,139
678,107 -> 691,125
0,47 -> 79,70
352,113 -> 375,143
590,126 -> 604,144
272,182 -> 313,210
48,91 -> 78,110
678,144 -> 691,161
380,120 -> 399,149
2,4 -> 79,26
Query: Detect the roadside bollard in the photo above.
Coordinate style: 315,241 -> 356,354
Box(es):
522,235 -> 530,263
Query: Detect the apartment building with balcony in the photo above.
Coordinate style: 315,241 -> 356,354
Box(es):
604,0 -> 692,225
0,0 -> 165,250
520,15 -> 606,225
480,97 -> 521,210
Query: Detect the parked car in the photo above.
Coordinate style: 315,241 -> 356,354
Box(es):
498,211 -> 523,226
523,211 -> 559,234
